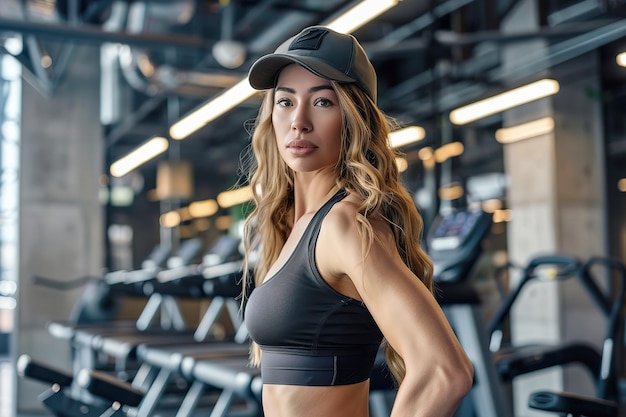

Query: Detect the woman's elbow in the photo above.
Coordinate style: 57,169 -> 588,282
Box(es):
447,358 -> 474,400
426,357 -> 473,403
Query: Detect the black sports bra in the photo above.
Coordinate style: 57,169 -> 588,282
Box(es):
244,189 -> 383,386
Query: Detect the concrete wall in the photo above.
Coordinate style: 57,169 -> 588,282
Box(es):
16,44 -> 103,412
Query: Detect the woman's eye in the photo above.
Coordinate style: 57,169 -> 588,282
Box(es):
315,98 -> 333,107
276,98 -> 291,107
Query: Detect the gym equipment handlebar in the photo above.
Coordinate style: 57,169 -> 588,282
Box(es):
529,390 -> 617,417
76,369 -> 143,407
16,355 -> 73,388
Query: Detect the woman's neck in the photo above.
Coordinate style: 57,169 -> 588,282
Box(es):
292,174 -> 340,220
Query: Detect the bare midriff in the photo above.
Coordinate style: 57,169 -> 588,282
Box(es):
261,380 -> 372,417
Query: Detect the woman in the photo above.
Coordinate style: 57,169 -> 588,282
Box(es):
241,26 -> 473,417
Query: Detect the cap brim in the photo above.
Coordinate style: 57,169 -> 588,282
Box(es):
248,54 -> 355,91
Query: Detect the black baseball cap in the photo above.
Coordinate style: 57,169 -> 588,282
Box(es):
248,26 -> 377,102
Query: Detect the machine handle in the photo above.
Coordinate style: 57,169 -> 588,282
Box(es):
487,254 -> 580,346
529,390 -> 617,417
526,254 -> 581,280
16,355 -> 73,387
77,369 -> 144,407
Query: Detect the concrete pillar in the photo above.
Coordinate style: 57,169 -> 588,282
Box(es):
502,2 -> 607,415
16,45 -> 103,412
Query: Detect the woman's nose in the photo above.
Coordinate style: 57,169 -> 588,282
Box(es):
291,106 -> 312,132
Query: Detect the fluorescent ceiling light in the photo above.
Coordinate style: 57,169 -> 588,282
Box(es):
110,136 -> 168,177
325,0 -> 399,33
189,199 -> 219,218
450,79 -> 560,125
493,209 -> 512,223
418,147 -> 434,160
170,79 -> 257,140
217,185 -> 253,208
434,141 -> 464,163
169,0 -> 402,141
617,52 -> 626,68
438,183 -> 464,201
415,142 -> 463,166
389,126 -> 426,148
160,211 -> 181,228
418,146 -> 435,169
495,117 -> 555,144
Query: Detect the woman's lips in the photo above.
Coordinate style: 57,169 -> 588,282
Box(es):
286,140 -> 317,155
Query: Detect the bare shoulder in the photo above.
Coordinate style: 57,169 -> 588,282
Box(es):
317,194 -> 408,297
318,195 -> 397,277
322,196 -> 390,239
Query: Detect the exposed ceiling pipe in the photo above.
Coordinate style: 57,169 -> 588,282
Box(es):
374,0 -> 476,46
405,18 -> 626,118
117,0 -> 246,97
118,0 -> 195,95
101,0 -> 131,125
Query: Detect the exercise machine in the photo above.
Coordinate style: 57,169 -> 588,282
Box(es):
528,255 -> 626,417
425,210 -> 619,417
18,236 -> 248,417
17,354 -> 144,417
489,255 -> 602,388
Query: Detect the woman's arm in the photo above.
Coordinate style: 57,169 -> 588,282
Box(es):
319,205 -> 474,417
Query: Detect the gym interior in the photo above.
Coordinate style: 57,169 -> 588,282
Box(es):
1,0 -> 626,416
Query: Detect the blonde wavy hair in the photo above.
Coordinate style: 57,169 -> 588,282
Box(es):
241,81 -> 434,384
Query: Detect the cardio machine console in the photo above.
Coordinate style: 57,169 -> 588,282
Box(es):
427,210 -> 493,283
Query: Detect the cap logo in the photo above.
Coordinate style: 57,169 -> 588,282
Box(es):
288,27 -> 328,51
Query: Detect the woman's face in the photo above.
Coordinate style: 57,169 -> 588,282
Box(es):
272,64 -> 343,175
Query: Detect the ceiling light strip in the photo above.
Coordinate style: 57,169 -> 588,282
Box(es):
325,0 -> 399,33
110,136 -> 169,177
170,79 -> 257,140
189,199 -> 219,218
450,79 -> 560,125
495,117 -> 555,144
217,185 -> 254,208
389,126 -> 426,148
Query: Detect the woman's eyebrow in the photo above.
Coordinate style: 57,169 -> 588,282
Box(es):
275,85 -> 334,94
309,85 -> 334,93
